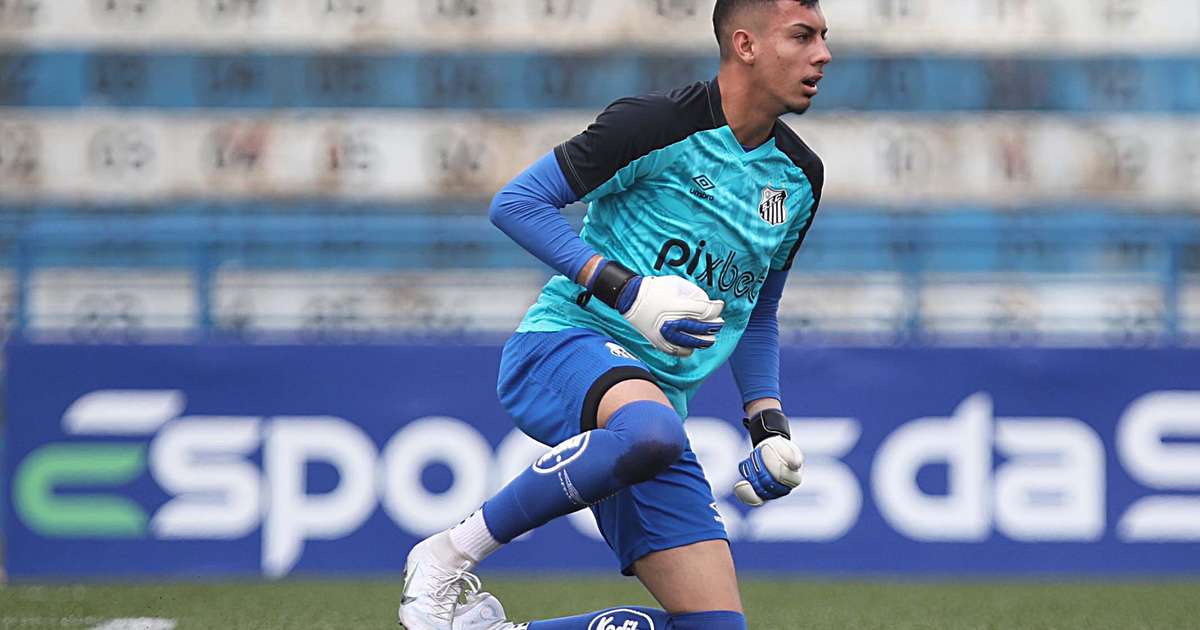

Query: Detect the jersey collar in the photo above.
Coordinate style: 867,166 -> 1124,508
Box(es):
705,76 -> 728,127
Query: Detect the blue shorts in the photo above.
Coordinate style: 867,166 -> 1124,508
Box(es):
496,328 -> 728,575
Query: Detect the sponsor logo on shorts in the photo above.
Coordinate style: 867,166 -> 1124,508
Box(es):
588,608 -> 655,630
605,342 -> 636,360
533,432 -> 591,474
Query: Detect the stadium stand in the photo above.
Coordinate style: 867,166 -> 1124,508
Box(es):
0,0 -> 1197,346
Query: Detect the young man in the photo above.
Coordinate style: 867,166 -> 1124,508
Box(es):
399,1 -> 830,628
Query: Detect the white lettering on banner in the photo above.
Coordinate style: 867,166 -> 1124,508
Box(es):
750,418 -> 864,542
874,393 -> 993,541
874,393 -> 1109,542
494,429 -> 548,491
40,388 -> 1200,577
994,419 -> 1105,541
380,417 -> 493,537
1118,391 -> 1200,488
684,418 -> 748,537
1117,391 -> 1200,541
685,416 -> 865,541
262,417 -> 378,578
1118,496 -> 1200,541
150,417 -> 262,539
65,389 -> 184,435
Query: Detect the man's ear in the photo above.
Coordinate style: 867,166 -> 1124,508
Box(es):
731,28 -> 757,64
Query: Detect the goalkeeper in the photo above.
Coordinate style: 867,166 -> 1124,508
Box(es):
400,1 -> 829,628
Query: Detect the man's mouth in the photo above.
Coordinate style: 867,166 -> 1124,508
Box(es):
801,74 -> 822,96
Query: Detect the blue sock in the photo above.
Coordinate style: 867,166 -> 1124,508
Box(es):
481,400 -> 686,543
668,610 -> 747,629
528,606 -> 669,629
526,607 -> 746,629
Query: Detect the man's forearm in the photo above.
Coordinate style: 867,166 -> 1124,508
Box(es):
729,269 -> 787,408
575,254 -> 604,286
489,152 -> 598,281
744,397 -> 782,417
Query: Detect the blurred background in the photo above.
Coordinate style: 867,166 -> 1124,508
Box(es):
0,0 -> 1197,345
1,0 -> 1199,627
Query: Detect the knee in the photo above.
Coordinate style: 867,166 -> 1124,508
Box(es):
606,400 -> 687,485
668,611 -> 747,630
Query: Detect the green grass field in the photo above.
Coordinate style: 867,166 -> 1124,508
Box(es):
2,577 -> 1198,629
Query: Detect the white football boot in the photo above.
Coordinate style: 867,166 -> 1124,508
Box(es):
399,531 -> 486,630
453,592 -> 527,630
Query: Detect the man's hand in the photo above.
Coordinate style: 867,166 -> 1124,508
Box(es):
587,259 -> 724,357
619,275 -> 724,356
733,436 -> 804,506
733,408 -> 804,507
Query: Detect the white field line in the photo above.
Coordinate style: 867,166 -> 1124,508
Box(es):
0,617 -> 177,629
89,620 -> 176,630
0,617 -> 106,627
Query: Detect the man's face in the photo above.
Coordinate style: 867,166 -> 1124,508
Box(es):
749,1 -> 832,115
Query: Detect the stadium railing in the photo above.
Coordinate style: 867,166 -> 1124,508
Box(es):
0,205 -> 1196,347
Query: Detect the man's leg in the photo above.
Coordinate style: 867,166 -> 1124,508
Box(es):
633,542 -> 747,629
632,540 -> 742,614
517,540 -> 744,630
479,380 -> 682,545
587,397 -> 747,630
405,395 -> 683,628
520,540 -> 745,628
470,382 -> 744,630
400,331 -> 686,630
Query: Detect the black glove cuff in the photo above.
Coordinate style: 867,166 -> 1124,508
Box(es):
588,259 -> 637,310
743,408 -> 791,446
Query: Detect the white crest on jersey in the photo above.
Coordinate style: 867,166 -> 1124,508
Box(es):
758,186 -> 788,226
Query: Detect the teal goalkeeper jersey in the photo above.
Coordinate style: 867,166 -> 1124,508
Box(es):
516,78 -> 824,417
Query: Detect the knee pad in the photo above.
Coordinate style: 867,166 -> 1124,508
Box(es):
604,400 -> 687,485
668,610 -> 747,630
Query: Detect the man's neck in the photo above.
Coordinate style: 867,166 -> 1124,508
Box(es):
716,69 -> 779,148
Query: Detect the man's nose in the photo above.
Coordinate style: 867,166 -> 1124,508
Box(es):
814,39 -> 832,66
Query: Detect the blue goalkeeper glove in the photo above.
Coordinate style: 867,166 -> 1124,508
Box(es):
734,408 -> 804,507
584,259 -> 724,357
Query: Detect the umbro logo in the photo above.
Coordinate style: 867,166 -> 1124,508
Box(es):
690,175 -> 715,201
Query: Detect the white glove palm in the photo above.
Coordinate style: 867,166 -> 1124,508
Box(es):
733,435 -> 804,507
620,275 -> 724,357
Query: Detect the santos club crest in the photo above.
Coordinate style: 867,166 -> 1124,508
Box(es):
758,186 -> 788,226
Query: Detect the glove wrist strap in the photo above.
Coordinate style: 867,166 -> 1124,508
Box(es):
744,408 -> 791,446
584,259 -> 637,310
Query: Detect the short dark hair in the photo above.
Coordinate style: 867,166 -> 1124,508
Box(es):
713,0 -> 820,58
